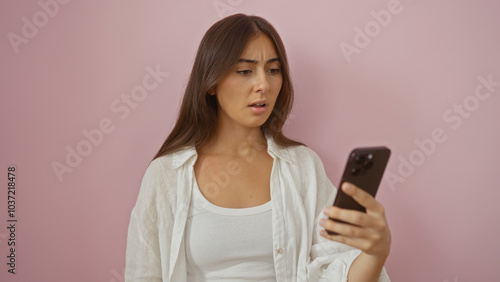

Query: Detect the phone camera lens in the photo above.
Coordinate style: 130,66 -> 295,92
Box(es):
354,155 -> 364,164
351,167 -> 361,176
364,161 -> 373,169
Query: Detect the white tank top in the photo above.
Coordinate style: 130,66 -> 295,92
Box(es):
185,180 -> 276,281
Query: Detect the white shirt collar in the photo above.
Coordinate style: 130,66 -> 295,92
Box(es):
170,134 -> 294,169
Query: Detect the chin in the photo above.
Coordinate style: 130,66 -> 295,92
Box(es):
248,118 -> 270,128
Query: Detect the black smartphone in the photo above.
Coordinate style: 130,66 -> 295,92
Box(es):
327,146 -> 391,235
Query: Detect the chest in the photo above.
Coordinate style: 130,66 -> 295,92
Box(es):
185,198 -> 275,280
193,152 -> 274,208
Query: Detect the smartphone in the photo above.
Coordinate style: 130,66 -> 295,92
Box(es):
327,146 -> 391,235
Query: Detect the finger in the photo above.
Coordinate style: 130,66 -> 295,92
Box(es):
324,206 -> 374,228
320,230 -> 376,253
341,182 -> 383,213
319,218 -> 368,238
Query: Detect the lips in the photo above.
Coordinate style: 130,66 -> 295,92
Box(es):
250,103 -> 266,107
249,100 -> 268,107
249,100 -> 268,113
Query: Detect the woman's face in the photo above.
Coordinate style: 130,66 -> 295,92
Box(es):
211,33 -> 283,132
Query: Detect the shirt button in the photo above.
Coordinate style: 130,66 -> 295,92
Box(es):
277,248 -> 283,254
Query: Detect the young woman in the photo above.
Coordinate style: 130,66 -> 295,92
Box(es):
125,14 -> 391,282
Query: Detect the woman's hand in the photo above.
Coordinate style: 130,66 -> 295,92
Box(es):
319,182 -> 391,259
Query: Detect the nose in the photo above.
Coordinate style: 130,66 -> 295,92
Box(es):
254,70 -> 270,93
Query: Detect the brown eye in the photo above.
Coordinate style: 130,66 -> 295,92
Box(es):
268,68 -> 281,74
237,70 -> 251,75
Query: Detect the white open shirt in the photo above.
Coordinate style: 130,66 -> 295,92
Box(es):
125,135 -> 390,281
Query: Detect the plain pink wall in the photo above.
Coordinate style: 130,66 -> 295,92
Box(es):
1,1 -> 499,281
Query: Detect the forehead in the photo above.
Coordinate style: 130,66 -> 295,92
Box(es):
238,34 -> 279,60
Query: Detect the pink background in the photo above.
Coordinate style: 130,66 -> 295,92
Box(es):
1,1 -> 499,281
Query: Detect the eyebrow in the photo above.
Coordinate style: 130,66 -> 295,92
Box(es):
237,57 -> 280,64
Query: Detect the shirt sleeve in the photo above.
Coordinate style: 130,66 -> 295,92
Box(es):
306,150 -> 391,282
125,159 -> 165,282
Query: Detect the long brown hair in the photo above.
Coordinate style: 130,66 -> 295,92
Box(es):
153,14 -> 302,160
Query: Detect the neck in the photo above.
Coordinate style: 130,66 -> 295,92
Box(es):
201,126 -> 268,157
